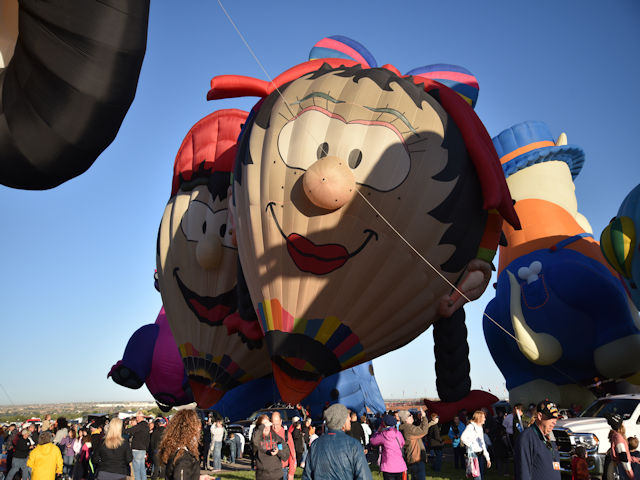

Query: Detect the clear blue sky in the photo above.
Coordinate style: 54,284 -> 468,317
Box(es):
1,0 -> 639,405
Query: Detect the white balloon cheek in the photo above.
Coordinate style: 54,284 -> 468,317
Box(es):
277,110 -> 333,171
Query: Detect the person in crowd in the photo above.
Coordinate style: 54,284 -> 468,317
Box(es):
448,415 -> 466,470
158,410 -> 211,480
149,419 -> 165,480
606,413 -> 640,480
360,415 -> 372,447
27,432 -> 62,480
348,412 -> 367,449
461,410 -> 491,480
302,403 -> 371,480
28,425 -> 39,446
300,417 -> 312,468
226,432 -> 242,464
54,419 -> 69,446
41,417 -> 52,433
251,415 -> 289,480
209,418 -> 225,473
503,404 -> 525,449
514,400 -> 561,480
308,427 -> 318,445
426,413 -> 442,472
270,412 -> 296,480
571,445 -> 590,480
290,421 -> 305,467
369,414 -> 407,480
59,429 -> 77,480
201,419 -> 211,470
398,407 -> 434,480
629,437 -> 640,478
7,429 -> 30,480
490,419 -> 510,477
92,418 -> 132,480
124,411 -> 150,480
72,432 -> 91,480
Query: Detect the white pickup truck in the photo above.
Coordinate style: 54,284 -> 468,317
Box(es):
553,394 -> 640,477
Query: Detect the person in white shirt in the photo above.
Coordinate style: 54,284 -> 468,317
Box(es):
209,419 -> 226,473
460,410 -> 491,479
502,403 -> 524,448
360,415 -> 372,446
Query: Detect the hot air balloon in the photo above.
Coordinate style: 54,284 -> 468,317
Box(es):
483,122 -> 640,406
0,0 -> 149,189
601,184 -> 640,309
109,307 -> 194,411
156,109 -> 272,408
210,361 -> 385,422
208,36 -> 519,403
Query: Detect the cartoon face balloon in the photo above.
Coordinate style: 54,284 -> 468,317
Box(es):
157,109 -> 271,408
231,63 -> 499,402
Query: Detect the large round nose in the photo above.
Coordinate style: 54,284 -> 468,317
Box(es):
302,156 -> 356,210
196,234 -> 223,270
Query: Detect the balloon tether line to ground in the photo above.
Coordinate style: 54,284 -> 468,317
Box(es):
216,0 -> 581,389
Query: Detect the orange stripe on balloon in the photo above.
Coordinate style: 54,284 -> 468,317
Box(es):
271,299 -> 283,330
500,141 -> 555,165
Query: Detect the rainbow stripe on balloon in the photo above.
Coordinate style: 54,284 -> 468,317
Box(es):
179,343 -> 251,389
257,298 -> 365,369
406,64 -> 479,108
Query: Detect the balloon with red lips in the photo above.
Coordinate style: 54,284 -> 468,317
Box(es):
211,37 -> 518,403
156,109 -> 271,408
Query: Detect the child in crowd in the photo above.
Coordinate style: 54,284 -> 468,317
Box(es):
571,446 -> 590,480
628,436 -> 640,478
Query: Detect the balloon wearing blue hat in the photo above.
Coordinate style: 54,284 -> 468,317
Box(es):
493,120 -> 585,180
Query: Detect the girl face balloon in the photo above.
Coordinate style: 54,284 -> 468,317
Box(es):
157,109 -> 271,407
232,64 -> 498,402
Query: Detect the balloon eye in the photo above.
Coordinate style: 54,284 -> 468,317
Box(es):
348,149 -> 362,169
220,224 -> 227,238
317,142 -> 329,159
202,222 -> 207,234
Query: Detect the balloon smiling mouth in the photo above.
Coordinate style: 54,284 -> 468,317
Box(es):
173,268 -> 237,326
267,202 -> 378,275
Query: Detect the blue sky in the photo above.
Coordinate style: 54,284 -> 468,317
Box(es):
1,0 -> 639,405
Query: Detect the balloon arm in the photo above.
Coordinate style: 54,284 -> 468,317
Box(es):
437,259 -> 492,318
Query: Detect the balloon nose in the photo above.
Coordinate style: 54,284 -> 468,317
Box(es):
196,235 -> 223,270
302,156 -> 356,210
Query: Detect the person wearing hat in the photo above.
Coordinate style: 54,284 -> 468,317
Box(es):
302,403 -> 371,480
369,415 -> 407,479
606,413 -> 640,479
513,400 -> 561,480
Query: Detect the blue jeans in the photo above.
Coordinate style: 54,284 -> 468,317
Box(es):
430,448 -> 442,471
212,441 -> 222,471
282,467 -> 288,480
63,455 -> 75,477
408,461 -> 425,480
132,450 -> 146,480
7,457 -> 28,480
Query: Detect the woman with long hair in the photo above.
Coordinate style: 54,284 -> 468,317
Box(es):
158,410 -> 212,480
606,413 -> 640,479
92,418 -> 132,480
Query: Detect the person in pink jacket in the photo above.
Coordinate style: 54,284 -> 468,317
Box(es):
369,415 -> 407,480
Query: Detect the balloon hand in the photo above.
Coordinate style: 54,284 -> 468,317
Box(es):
437,259 -> 492,318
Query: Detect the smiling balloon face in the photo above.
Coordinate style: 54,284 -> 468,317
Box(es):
157,109 -> 271,408
232,64 -> 489,402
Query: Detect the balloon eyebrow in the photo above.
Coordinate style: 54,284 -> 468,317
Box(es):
292,91 -> 344,105
365,106 -> 416,134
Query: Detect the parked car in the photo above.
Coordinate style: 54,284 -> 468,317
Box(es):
553,394 -> 640,477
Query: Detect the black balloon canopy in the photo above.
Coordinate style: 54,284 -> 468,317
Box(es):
0,0 -> 149,189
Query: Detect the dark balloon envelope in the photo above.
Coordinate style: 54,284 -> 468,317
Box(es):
0,0 -> 149,189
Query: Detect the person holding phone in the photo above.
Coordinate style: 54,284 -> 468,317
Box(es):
251,415 -> 290,480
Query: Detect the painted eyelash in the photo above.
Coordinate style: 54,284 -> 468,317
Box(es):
365,106 -> 417,134
292,91 -> 344,105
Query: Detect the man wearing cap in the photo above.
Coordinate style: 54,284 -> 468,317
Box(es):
398,407 -> 435,480
514,400 -> 561,480
302,403 -> 371,480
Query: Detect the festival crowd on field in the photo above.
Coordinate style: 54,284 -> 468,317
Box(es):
0,399 -> 637,480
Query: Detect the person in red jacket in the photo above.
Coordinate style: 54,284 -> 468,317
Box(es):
271,412 -> 296,480
571,446 -> 589,480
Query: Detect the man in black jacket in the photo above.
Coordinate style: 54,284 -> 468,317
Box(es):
514,400 -> 561,480
6,429 -> 30,480
126,411 -> 150,480
149,419 -> 165,480
347,412 -> 366,449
